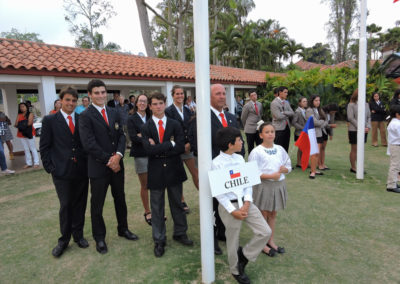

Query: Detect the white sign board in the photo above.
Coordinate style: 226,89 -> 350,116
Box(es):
208,161 -> 261,197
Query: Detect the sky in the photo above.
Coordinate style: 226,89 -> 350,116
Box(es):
0,0 -> 399,58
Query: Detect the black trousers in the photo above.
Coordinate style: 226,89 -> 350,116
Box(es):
90,170 -> 128,242
150,183 -> 188,244
274,125 -> 291,153
245,132 -> 262,155
52,175 -> 89,244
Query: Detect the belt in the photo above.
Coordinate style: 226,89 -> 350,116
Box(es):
230,197 -> 244,203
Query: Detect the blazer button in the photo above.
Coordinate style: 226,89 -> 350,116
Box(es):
163,163 -> 167,167
72,148 -> 75,152
112,142 -> 115,145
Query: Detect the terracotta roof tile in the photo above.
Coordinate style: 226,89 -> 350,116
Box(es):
0,38 -> 285,84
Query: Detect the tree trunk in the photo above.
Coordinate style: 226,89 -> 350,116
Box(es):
167,0 -> 175,59
177,0 -> 186,61
213,0 -> 218,65
136,0 -> 156,57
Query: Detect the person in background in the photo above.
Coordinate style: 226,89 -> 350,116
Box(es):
14,102 -> 39,169
0,141 -> 15,175
386,105 -> 400,193
347,89 -> 371,174
0,111 -> 14,160
75,96 -> 90,114
128,95 -> 136,111
271,86 -> 294,152
185,95 -> 196,113
127,94 -> 152,225
235,95 -> 244,129
320,103 -> 338,170
241,89 -> 263,154
369,92 -> 387,147
107,92 -> 120,108
49,99 -> 62,115
292,97 -> 308,168
390,89 -> 400,107
116,95 -> 130,148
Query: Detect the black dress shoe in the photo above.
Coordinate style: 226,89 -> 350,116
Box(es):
267,243 -> 285,254
96,240 -> 108,254
75,238 -> 89,248
52,242 -> 67,257
387,187 -> 400,193
237,247 -> 249,276
173,235 -> 194,246
154,243 -> 165,257
309,175 -> 315,179
118,229 -> 139,241
262,246 -> 277,257
232,273 -> 250,284
214,240 -> 222,255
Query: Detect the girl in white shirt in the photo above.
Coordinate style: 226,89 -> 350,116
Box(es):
248,123 -> 291,257
386,105 -> 400,192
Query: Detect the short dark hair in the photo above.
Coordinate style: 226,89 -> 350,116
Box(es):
149,92 -> 166,104
390,104 -> 400,117
82,96 -> 90,102
277,86 -> 288,94
59,86 -> 78,99
273,88 -> 279,95
87,79 -> 106,93
258,122 -> 274,134
216,127 -> 241,152
129,95 -> 135,100
248,89 -> 257,95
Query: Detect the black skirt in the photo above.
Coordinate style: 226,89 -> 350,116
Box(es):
348,131 -> 368,144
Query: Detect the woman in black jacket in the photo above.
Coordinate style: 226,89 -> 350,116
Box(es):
369,92 -> 387,147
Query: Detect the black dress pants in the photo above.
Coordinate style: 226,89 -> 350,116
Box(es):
90,170 -> 128,242
52,176 -> 89,244
150,183 -> 188,244
245,132 -> 262,155
274,125 -> 291,153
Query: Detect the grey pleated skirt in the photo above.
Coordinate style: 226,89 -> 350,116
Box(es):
253,179 -> 287,211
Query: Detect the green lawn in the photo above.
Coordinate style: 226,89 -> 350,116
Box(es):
1,123 -> 399,283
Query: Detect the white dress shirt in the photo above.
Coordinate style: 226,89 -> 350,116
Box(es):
151,115 -> 175,146
248,144 -> 292,181
211,106 -> 226,125
211,151 -> 253,213
174,103 -> 184,120
387,118 -> 400,155
138,112 -> 147,123
60,109 -> 75,127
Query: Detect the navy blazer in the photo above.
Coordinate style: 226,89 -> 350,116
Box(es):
141,117 -> 187,190
127,112 -> 150,157
165,104 -> 193,143
40,111 -> 87,179
189,110 -> 244,159
79,105 -> 126,178
369,101 -> 386,121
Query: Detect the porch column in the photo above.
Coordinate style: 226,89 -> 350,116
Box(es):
38,76 -> 57,116
226,84 -> 235,115
1,84 -> 23,151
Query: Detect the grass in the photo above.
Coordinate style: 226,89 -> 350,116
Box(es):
1,122 -> 399,283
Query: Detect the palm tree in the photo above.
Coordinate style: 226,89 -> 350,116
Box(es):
286,39 -> 304,63
212,25 -> 242,66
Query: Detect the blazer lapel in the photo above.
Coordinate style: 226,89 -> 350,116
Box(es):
211,110 -> 223,128
148,119 -> 160,144
55,111 -> 72,136
89,105 -> 110,129
172,106 -> 183,123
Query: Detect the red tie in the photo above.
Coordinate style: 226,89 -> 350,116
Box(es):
254,103 -> 259,115
219,113 -> 228,127
101,109 -> 109,125
158,120 -> 165,143
67,115 -> 75,134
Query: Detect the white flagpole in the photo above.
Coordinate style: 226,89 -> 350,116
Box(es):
193,1 -> 215,283
357,0 -> 367,179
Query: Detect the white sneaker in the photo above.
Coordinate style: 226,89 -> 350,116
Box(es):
1,169 -> 15,175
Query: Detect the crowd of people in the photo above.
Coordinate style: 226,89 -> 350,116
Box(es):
0,80 -> 399,283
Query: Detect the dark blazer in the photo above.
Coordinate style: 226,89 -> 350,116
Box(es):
79,105 -> 126,178
369,101 -> 386,121
165,104 -> 193,143
189,110 -> 244,159
107,99 -> 118,108
141,117 -> 187,190
127,112 -> 149,157
40,112 -> 87,179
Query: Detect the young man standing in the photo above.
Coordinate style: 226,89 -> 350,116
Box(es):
40,86 -> 89,257
271,86 -> 294,152
241,89 -> 263,154
141,92 -> 193,257
79,79 -> 138,255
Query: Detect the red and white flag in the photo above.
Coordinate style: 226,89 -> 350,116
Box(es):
294,117 -> 319,170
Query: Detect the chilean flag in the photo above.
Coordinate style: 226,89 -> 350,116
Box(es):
294,117 -> 319,170
395,0 -> 399,3
229,170 -> 241,179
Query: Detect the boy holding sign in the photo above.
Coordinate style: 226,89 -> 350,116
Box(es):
211,127 -> 271,284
